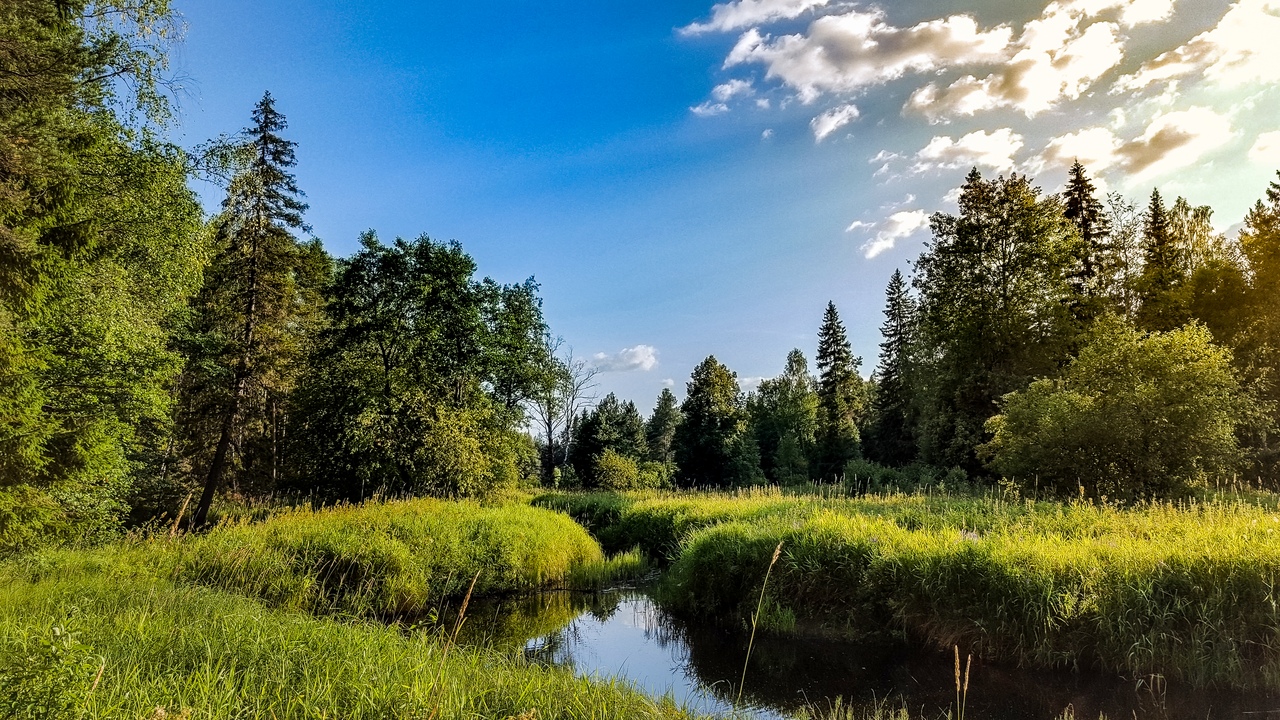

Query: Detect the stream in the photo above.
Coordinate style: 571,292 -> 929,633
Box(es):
441,588 -> 1280,720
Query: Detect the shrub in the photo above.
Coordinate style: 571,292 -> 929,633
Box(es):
983,318 -> 1243,500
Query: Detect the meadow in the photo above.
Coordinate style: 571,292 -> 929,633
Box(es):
536,488 -> 1280,690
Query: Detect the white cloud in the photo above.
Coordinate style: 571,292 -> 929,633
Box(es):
691,101 -> 730,116
810,104 -> 860,141
724,10 -> 1012,103
682,0 -> 833,35
1116,0 -> 1280,92
593,345 -> 659,372
906,0 -> 1136,119
661,378 -> 676,388
712,79 -> 755,101
1114,107 -> 1234,181
913,128 -> 1025,173
761,128 -> 775,139
1027,126 -> 1123,176
1249,131 -> 1280,166
1025,107 -> 1233,183
740,376 -> 768,392
849,209 -> 930,258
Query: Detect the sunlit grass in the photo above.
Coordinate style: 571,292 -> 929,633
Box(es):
539,488 -> 1280,689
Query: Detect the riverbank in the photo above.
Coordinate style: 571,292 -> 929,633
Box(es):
536,488 -> 1280,690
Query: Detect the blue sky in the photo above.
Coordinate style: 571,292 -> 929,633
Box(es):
167,0 -> 1280,410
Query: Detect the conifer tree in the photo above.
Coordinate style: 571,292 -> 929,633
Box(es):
188,93 -> 317,528
646,388 -> 681,464
673,356 -> 756,487
866,270 -> 917,466
814,302 -> 863,479
1063,161 -> 1111,320
1135,189 -> 1188,332
750,349 -> 818,483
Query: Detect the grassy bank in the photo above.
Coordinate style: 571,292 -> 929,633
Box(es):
0,552 -> 695,719
538,489 -> 1280,689
164,497 -> 612,618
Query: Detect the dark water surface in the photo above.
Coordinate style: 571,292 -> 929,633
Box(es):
451,590 -> 1279,720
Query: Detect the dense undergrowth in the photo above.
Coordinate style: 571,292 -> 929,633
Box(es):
537,488 -> 1280,690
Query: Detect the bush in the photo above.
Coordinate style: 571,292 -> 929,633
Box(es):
983,319 -> 1243,499
594,449 -> 641,490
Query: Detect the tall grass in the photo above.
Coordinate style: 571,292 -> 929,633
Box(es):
544,489 -> 1280,689
0,555 -> 697,719
161,498 -> 606,618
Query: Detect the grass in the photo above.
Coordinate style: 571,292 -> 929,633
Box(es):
157,497 -> 614,618
539,487 -> 1280,690
0,552 -> 698,719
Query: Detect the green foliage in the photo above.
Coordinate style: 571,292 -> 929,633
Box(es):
0,624 -> 99,720
984,319 -> 1243,499
912,170 -> 1082,472
751,349 -> 819,484
0,1 -> 204,549
646,388 -> 682,464
0,550 -> 697,719
552,488 -> 1280,689
673,356 -> 760,487
570,393 -> 648,487
865,270 -> 917,466
815,303 -> 864,479
289,232 -> 548,501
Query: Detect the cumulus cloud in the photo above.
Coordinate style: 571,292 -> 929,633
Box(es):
724,10 -> 1012,103
903,0 -> 1167,119
740,376 -> 768,392
682,0 -> 833,35
691,101 -> 730,116
1114,107 -> 1233,181
811,104 -> 860,141
1249,131 -> 1280,166
1116,0 -> 1280,92
1027,126 -> 1123,176
593,345 -> 659,372
1027,107 -> 1234,183
661,378 -> 676,388
913,128 -> 1025,173
848,209 -> 930,258
712,79 -> 755,101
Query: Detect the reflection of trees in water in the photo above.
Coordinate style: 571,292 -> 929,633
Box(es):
461,591 -> 1280,720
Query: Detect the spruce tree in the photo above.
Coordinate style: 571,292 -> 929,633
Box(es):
188,93 -> 315,528
1135,189 -> 1187,332
645,388 -> 681,464
1063,161 -> 1111,320
867,270 -> 916,466
814,302 -> 863,479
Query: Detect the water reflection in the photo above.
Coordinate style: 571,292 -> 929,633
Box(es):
451,591 -> 1280,719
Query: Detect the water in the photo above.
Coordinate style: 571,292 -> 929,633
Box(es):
450,590 -> 1280,719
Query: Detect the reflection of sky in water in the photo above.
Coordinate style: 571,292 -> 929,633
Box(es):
527,597 -> 783,719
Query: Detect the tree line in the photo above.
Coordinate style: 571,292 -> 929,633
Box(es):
558,164 -> 1280,500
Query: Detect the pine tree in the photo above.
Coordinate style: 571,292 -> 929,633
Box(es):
188,93 -> 315,528
866,270 -> 916,466
814,302 -> 863,479
645,388 -> 681,464
1136,189 -> 1188,332
1063,161 -> 1111,320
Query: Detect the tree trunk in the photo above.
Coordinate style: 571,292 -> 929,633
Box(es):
192,394 -> 239,529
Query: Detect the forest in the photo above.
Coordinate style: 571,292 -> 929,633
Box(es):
5,2 -> 1280,719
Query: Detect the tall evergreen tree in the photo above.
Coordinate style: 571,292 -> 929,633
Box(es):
1135,189 -> 1188,332
568,393 -> 648,484
1063,161 -> 1111,321
814,302 -> 863,479
187,93 -> 317,527
645,388 -> 681,465
866,270 -> 917,466
673,356 -> 757,487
